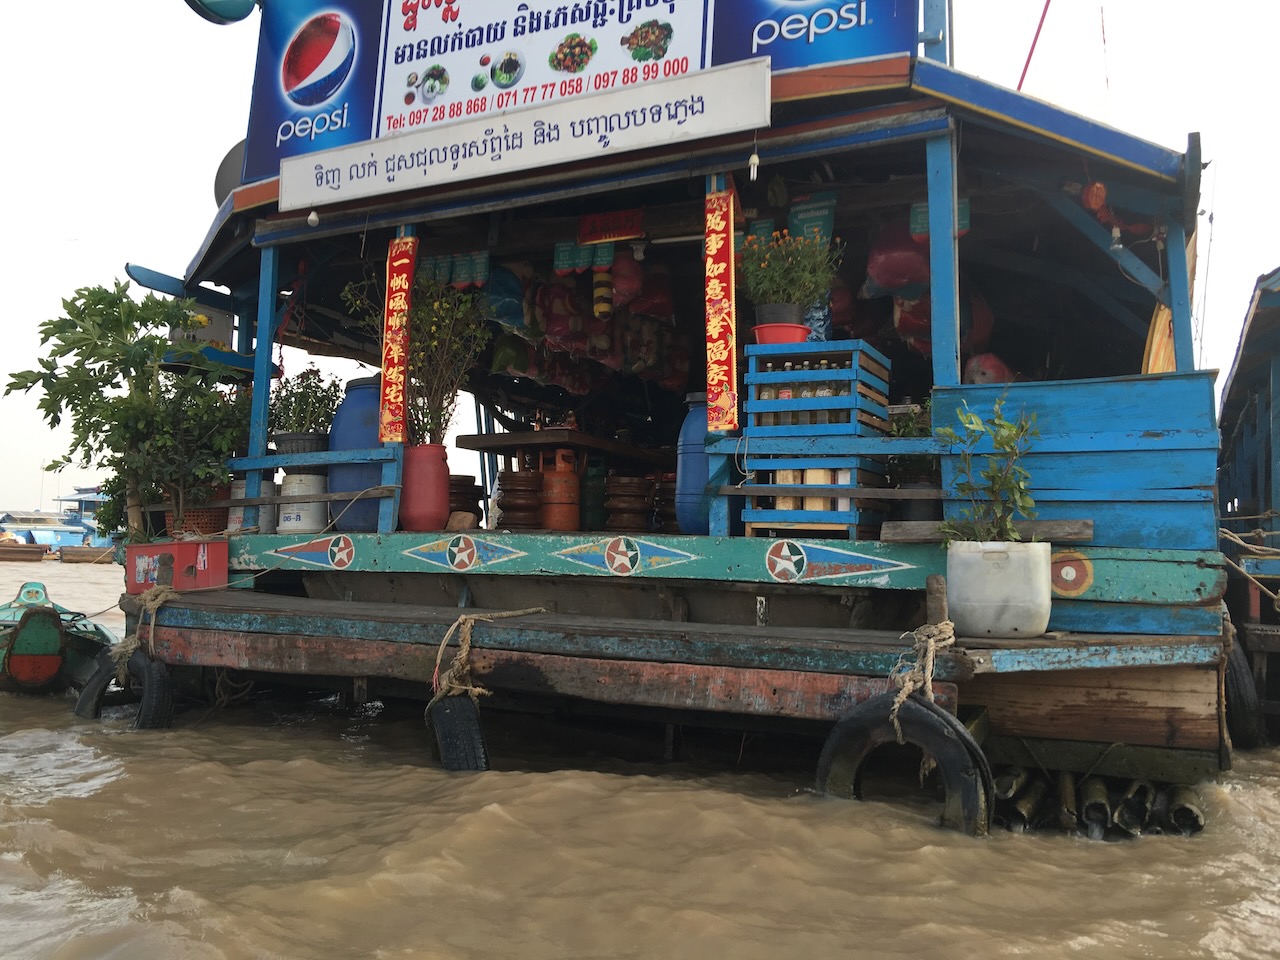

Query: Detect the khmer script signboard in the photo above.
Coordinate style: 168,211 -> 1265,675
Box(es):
279,57 -> 770,211
244,0 -> 919,183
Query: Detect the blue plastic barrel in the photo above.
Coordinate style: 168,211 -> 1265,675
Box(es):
675,392 -> 710,535
328,376 -> 382,531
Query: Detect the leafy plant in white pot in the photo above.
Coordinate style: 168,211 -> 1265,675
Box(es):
936,395 -> 1050,638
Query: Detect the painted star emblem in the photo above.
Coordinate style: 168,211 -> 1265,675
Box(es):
604,537 -> 642,576
327,535 -> 356,569
766,540 -> 807,582
447,535 -> 477,570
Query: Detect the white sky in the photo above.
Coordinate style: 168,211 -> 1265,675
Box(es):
2,1 -> 1275,512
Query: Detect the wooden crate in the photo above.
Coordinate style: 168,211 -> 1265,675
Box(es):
744,339 -> 890,437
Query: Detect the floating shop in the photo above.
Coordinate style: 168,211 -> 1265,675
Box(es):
87,0 -> 1233,836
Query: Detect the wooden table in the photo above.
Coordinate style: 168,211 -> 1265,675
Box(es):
455,429 -> 674,470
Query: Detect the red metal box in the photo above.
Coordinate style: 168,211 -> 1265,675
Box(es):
125,540 -> 229,595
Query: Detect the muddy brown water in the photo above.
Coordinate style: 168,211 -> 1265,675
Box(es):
3,560 -> 1280,959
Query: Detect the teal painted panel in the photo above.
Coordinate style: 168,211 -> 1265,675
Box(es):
231,531 -> 941,588
1047,548 -> 1225,606
1048,599 -> 1223,636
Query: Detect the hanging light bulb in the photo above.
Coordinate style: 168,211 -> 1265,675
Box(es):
748,150 -> 760,182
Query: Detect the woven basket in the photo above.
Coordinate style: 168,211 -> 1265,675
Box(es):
165,507 -> 230,537
166,485 -> 231,536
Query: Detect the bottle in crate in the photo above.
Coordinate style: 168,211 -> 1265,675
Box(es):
778,362 -> 795,427
798,361 -> 814,426
759,362 -> 777,427
815,359 -> 832,425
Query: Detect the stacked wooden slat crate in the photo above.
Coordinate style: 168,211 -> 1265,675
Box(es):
741,339 -> 891,538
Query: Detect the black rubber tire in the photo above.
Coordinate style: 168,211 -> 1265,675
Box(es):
816,691 -> 991,836
1226,635 -> 1265,749
73,648 -> 119,719
427,696 -> 489,771
131,651 -> 174,730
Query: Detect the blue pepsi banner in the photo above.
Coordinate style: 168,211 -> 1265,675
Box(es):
243,0 -> 920,185
243,1 -> 386,182
710,1 -> 917,70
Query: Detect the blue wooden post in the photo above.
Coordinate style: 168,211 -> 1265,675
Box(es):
920,0 -> 952,64
1270,355 -> 1280,539
242,246 -> 279,531
926,130 -> 961,387
1164,221 -> 1195,373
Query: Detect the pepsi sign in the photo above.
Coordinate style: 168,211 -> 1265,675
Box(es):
243,1 -> 382,184
282,13 -> 356,106
241,1 -> 924,188
709,0 -> 918,71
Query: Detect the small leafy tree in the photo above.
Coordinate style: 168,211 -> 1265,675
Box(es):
936,394 -> 1038,542
342,271 -> 491,445
6,281 -> 243,540
269,365 -> 344,436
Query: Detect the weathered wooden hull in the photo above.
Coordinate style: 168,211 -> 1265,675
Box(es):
121,580 -> 1225,785
0,544 -> 49,562
58,545 -> 116,564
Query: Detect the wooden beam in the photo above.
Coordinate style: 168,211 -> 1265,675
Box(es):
880,519 -> 1094,542
962,663 -> 1220,750
470,650 -> 958,720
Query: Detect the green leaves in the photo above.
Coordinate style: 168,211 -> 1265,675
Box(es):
269,365 -> 343,435
5,281 -> 246,538
938,394 -> 1039,542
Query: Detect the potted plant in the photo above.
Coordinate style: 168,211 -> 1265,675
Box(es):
737,227 -> 844,337
936,394 -> 1050,638
6,281 -> 242,541
269,365 -> 344,474
343,270 -> 492,531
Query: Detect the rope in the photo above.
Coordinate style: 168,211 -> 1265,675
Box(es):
889,619 -> 955,742
887,619 -> 955,784
427,606 -> 547,711
1221,526 -> 1280,556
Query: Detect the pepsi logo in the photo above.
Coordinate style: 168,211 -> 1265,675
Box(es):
282,13 -> 356,107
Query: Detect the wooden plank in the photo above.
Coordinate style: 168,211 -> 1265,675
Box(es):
932,373 -> 1217,441
961,664 -> 1220,750
1048,600 -> 1223,637
770,55 -> 913,102
1239,622 -> 1280,653
147,626 -> 957,721
881,519 -> 1093,542
469,650 -> 957,720
962,638 -> 1222,673
129,595 -> 976,682
982,735 -> 1221,782
1029,499 -> 1217,552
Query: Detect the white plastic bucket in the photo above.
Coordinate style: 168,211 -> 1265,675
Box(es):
277,475 -> 327,534
946,540 -> 1051,638
228,479 -> 278,534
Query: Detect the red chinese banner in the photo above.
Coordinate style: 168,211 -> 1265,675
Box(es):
704,191 -> 737,431
380,236 -> 418,443
578,208 -> 644,245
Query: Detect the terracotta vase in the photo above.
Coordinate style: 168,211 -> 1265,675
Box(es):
399,444 -> 451,532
